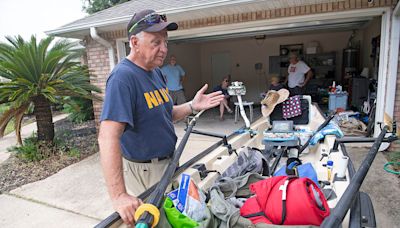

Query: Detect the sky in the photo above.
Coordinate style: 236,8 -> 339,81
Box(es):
0,0 -> 87,42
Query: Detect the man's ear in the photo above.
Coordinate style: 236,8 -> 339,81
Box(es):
129,35 -> 139,51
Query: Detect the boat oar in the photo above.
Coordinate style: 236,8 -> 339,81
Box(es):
134,110 -> 205,228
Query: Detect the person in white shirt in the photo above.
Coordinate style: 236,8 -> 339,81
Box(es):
284,52 -> 313,96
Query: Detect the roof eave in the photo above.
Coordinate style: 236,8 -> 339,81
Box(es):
45,0 -> 259,38
45,15 -> 131,38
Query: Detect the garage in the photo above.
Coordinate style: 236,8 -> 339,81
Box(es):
130,7 -> 395,141
47,0 -> 400,148
165,16 -> 381,107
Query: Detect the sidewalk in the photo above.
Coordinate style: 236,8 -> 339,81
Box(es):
0,113 -> 101,227
0,114 -> 68,164
0,194 -> 98,227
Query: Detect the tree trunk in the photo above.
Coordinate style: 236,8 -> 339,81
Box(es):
33,95 -> 54,142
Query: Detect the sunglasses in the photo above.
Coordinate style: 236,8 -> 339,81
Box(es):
129,13 -> 167,33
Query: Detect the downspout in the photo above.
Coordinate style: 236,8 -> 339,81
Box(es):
90,27 -> 115,70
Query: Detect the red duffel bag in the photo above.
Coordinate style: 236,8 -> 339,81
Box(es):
240,176 -> 330,226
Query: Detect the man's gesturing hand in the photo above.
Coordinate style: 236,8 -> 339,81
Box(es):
113,193 -> 143,225
192,84 -> 225,111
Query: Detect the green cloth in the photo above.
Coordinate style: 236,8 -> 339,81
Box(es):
162,197 -> 198,228
157,197 -> 219,228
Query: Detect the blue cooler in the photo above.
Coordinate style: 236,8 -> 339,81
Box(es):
329,93 -> 348,111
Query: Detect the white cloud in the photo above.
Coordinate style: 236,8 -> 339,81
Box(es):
0,0 -> 86,42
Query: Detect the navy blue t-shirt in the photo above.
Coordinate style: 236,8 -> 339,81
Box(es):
100,58 -> 177,160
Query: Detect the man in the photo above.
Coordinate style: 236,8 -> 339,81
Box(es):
98,9 -> 224,225
284,52 -> 313,96
161,55 -> 187,105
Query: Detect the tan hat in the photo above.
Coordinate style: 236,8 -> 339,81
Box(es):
261,89 -> 289,117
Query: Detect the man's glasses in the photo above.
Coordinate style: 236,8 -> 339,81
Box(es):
129,13 -> 167,33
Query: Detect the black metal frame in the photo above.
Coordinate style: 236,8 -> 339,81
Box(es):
190,129 -> 236,155
330,136 -> 397,153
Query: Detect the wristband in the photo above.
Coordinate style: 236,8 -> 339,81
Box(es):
189,101 -> 199,114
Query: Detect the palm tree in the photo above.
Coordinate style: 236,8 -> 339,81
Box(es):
0,35 -> 101,144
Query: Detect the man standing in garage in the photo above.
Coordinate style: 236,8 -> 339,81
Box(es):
284,52 -> 313,96
162,55 -> 187,105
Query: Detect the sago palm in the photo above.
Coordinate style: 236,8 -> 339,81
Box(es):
0,35 -> 101,144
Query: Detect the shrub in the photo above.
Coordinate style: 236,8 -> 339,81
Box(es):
8,133 -> 81,162
68,148 -> 81,158
8,135 -> 43,162
63,97 -> 95,123
0,35 -> 101,143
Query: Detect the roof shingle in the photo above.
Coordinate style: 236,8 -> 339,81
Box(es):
61,0 -> 220,28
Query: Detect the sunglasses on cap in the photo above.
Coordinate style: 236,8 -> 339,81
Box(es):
128,13 -> 167,33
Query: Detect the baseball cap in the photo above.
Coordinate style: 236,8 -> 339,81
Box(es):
127,9 -> 178,38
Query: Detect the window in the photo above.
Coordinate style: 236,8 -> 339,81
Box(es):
116,39 -> 130,61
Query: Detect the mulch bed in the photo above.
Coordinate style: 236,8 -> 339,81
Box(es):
0,118 -> 98,194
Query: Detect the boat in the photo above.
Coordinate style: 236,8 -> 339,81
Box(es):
96,82 -> 398,228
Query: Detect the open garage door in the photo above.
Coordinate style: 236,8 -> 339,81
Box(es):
165,7 -> 398,145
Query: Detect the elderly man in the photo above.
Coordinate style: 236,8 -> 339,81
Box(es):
284,53 -> 313,96
161,55 -> 187,105
98,9 -> 224,225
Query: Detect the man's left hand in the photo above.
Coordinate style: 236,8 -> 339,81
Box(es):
299,83 -> 306,88
192,84 -> 225,111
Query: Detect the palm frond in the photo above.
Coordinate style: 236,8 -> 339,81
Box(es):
0,104 -> 29,137
0,35 -> 102,142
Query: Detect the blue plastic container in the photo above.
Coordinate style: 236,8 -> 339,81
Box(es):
329,93 -> 348,111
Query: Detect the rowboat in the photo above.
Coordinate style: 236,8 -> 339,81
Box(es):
96,82 -> 398,228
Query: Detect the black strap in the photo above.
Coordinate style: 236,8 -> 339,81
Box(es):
262,159 -> 270,176
280,198 -> 287,225
279,176 -> 297,225
243,211 -> 273,223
